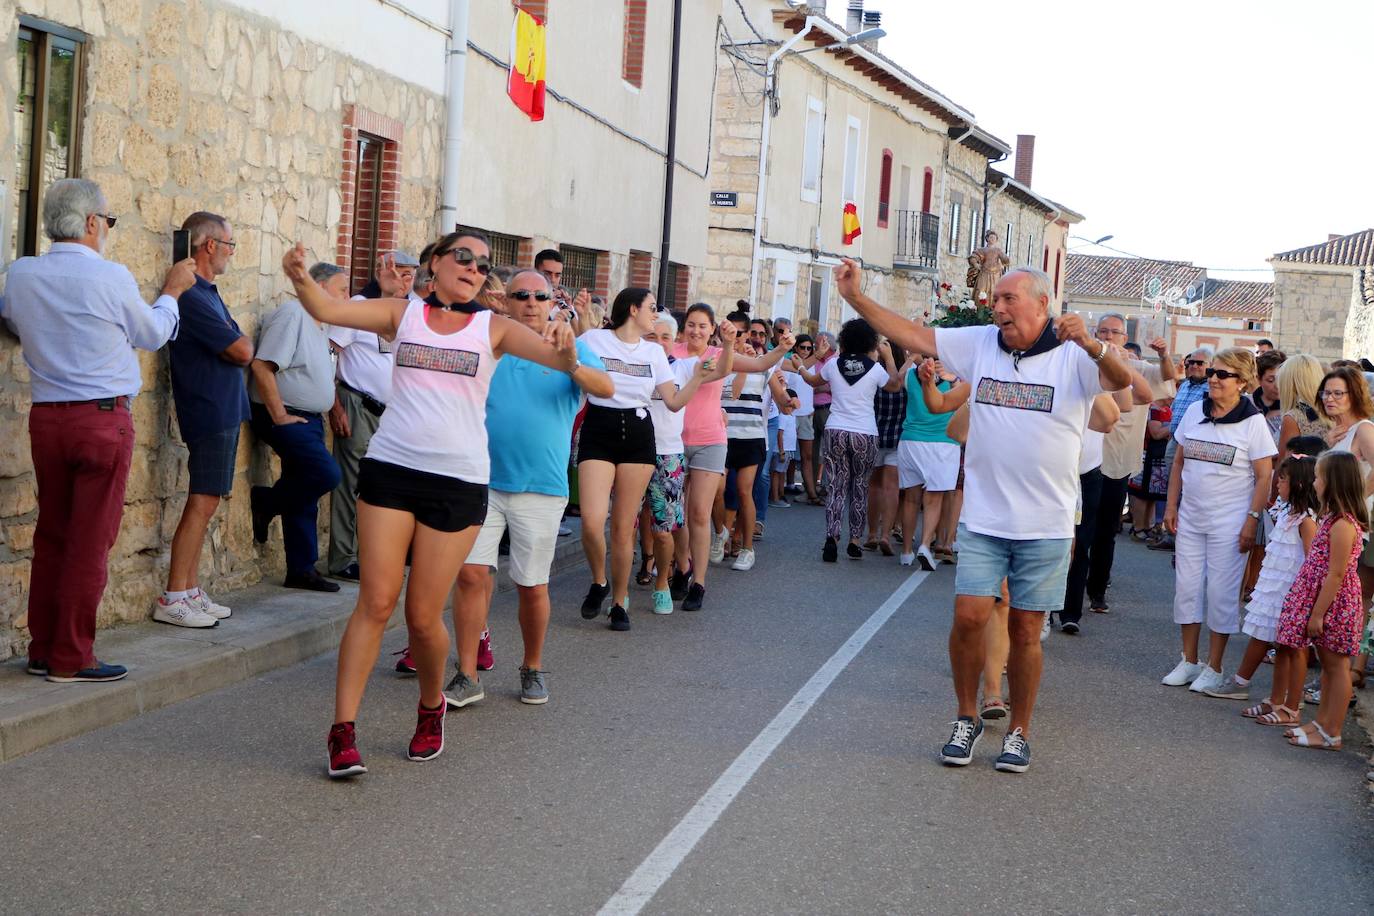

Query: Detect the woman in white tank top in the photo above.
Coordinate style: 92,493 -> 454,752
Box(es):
283,231 -> 580,779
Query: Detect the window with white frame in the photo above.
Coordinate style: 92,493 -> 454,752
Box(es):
841,115 -> 862,204
1004,222 -> 1014,259
967,208 -> 980,253
800,96 -> 824,202
948,201 -> 962,255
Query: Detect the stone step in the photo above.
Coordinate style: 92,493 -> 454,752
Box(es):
0,519 -> 587,764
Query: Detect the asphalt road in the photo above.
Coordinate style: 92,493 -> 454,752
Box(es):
2,503 -> 1371,915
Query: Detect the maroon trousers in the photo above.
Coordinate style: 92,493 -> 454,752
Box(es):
26,402 -> 134,673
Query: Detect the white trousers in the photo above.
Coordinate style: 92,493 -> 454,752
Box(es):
1172,519 -> 1246,634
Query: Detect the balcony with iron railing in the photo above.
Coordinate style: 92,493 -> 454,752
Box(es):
893,210 -> 940,271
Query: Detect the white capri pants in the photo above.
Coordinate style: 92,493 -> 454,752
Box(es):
1172,514 -> 1247,635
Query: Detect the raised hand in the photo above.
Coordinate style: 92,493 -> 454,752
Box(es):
718,320 -> 739,345
834,258 -> 862,301
1149,337 -> 1169,357
1054,313 -> 1094,350
776,329 -> 796,352
917,357 -> 936,384
376,253 -> 405,298
282,242 -> 308,285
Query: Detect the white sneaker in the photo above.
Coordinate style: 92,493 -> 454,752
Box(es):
153,596 -> 219,629
190,589 -> 231,620
899,552 -> 915,567
1161,656 -> 1206,687
732,548 -> 756,571
1188,666 -> 1224,694
916,545 -> 937,571
1040,614 -> 1050,643
710,526 -> 728,564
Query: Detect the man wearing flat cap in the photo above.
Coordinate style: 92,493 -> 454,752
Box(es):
325,251 -> 420,580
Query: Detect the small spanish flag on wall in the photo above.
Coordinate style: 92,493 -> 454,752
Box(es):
508,6 -> 547,122
842,201 -> 862,245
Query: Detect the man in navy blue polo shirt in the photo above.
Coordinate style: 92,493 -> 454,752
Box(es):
164,211 -> 253,624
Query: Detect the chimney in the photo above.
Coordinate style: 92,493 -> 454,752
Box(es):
861,10 -> 881,50
846,0 -> 864,35
1014,134 -> 1035,187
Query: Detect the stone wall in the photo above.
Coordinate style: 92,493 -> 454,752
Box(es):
1270,266 -> 1356,365
0,0 -> 444,660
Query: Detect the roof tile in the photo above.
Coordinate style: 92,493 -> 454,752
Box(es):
1272,229 -> 1374,267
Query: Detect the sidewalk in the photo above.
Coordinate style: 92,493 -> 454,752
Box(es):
0,519 -> 586,764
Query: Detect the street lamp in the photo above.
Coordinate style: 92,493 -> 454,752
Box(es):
1071,234 -> 1114,246
749,20 -> 887,306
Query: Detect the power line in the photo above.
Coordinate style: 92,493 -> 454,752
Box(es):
1071,242 -> 1274,275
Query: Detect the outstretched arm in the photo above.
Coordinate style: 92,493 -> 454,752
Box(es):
283,243 -> 405,335
834,258 -> 937,357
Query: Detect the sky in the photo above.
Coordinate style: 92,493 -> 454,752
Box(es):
825,0 -> 1374,280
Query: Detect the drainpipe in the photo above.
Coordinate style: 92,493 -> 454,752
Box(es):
980,149 -> 1007,242
656,0 -> 684,306
438,0 -> 470,234
749,18 -> 815,308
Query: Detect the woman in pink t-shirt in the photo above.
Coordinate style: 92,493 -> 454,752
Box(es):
670,304 -> 792,611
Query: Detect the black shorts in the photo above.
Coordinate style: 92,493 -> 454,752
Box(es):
576,404 -> 656,466
356,458 -> 487,533
725,437 -> 767,470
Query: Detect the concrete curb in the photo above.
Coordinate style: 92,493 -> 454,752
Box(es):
0,528 -> 587,764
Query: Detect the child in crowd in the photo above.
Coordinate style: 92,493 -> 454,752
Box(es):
1227,452 -> 1319,714
1270,450 -> 1368,749
771,391 -> 798,507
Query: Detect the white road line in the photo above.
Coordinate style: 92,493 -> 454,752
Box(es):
598,569 -> 930,916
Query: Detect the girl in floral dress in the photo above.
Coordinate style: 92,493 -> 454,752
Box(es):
1272,451 -> 1368,749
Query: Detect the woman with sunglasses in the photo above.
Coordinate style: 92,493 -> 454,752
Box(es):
577,288 -> 714,631
282,231 -> 580,779
1162,348 -> 1276,693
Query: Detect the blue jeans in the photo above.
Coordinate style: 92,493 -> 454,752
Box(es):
251,406 -> 342,575
754,415 -> 779,523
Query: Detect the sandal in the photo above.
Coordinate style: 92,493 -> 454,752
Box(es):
1241,699 -> 1275,719
878,539 -> 894,557
980,697 -> 1007,720
1256,705 -> 1299,727
1288,721 -> 1342,750
863,539 -> 879,551
635,561 -> 654,586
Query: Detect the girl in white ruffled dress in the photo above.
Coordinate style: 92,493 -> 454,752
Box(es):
1223,455 -> 1319,720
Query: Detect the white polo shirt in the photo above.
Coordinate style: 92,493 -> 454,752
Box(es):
330,292 -> 420,404
1173,398 -> 1277,523
936,322 -> 1104,540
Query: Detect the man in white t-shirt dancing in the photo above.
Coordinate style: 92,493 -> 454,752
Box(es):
836,259 -> 1131,772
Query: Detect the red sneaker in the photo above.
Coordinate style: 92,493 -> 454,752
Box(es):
327,722 -> 367,779
394,646 -> 417,677
477,629 -> 494,671
408,701 -> 446,761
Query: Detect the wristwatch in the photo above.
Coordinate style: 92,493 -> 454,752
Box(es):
1089,340 -> 1108,362
566,358 -> 581,375
1247,510 -> 1262,521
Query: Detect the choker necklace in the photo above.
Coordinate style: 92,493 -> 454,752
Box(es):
425,292 -> 484,315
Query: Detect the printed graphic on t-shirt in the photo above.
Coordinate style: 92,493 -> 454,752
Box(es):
601,358 -> 654,378
377,336 -> 393,354
1183,438 -> 1237,466
394,342 -> 480,376
975,377 -> 1055,412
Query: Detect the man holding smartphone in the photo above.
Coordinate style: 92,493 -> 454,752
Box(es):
162,211 -> 253,627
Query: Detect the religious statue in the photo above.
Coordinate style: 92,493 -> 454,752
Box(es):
967,231 -> 1010,304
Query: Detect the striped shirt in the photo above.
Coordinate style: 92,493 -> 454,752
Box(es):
1170,379 -> 1208,435
724,372 -> 767,440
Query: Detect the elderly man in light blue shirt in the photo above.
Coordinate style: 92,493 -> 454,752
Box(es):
0,178 -> 196,683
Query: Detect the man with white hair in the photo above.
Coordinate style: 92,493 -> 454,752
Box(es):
1,178 -> 196,681
836,258 -> 1131,773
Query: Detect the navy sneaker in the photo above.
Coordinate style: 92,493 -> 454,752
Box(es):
26,659 -> 48,676
581,582 -> 609,620
682,583 -> 705,612
994,727 -> 1031,773
46,662 -> 128,683
669,568 -> 691,602
940,715 -> 983,766
608,604 -> 631,631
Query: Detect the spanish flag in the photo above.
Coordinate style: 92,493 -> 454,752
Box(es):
507,6 -> 546,122
842,201 -> 862,245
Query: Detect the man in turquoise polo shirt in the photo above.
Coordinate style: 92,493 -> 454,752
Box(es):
446,269 -> 614,706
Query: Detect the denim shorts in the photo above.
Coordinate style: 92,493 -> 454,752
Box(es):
186,426 -> 240,496
952,524 -> 1073,612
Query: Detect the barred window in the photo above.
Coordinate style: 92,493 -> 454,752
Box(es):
559,244 -> 599,293
457,225 -> 521,268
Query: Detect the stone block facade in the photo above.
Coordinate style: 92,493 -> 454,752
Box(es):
1270,266 -> 1357,365
0,0 -> 444,659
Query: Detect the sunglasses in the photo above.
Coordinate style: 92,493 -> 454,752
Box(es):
797,344 -> 814,351
93,213 -> 118,229
441,247 -> 492,275
1185,359 -> 1207,367
510,290 -> 551,302
1205,368 -> 1242,380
